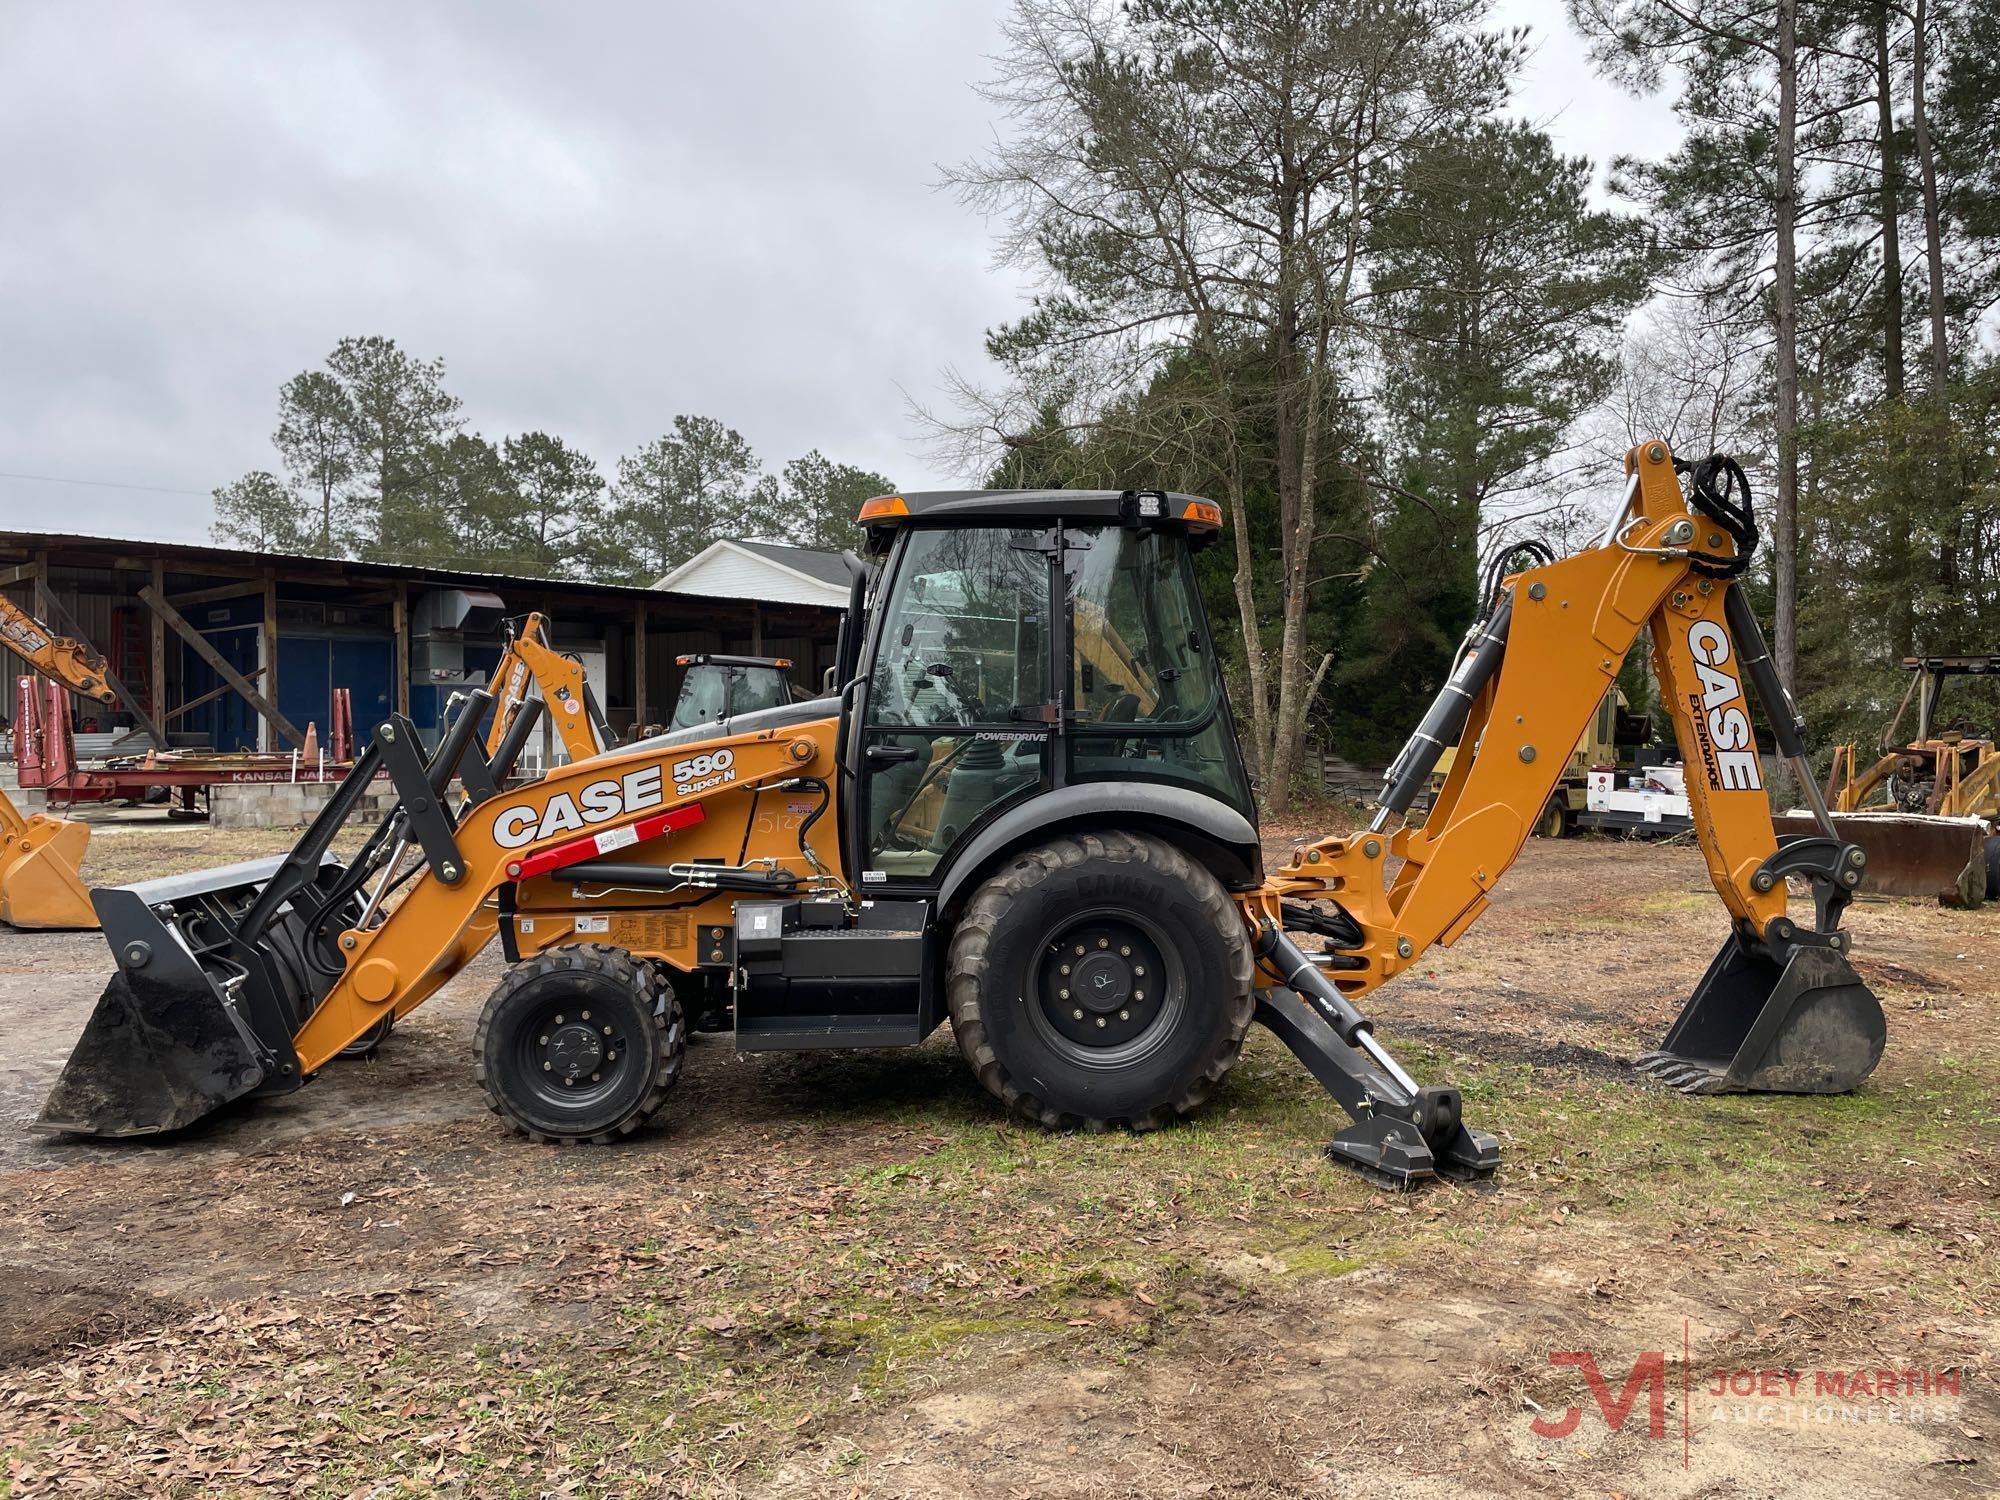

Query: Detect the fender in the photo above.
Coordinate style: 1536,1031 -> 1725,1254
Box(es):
933,781 -> 1263,918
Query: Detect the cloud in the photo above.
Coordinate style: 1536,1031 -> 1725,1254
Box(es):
0,1 -> 1678,545
0,1 -> 1027,542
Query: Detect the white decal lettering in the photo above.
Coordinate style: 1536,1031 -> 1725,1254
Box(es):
1718,750 -> 1762,790
537,797 -> 585,839
1688,620 -> 1730,665
494,805 -> 538,848
579,778 -> 622,823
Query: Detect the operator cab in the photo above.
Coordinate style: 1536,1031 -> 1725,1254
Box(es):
840,488 -> 1254,895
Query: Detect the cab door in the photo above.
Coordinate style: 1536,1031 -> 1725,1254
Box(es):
850,526 -> 1056,892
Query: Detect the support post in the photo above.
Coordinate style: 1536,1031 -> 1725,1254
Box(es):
261,572 -> 279,753
138,584 -> 303,748
149,559 -> 166,732
750,602 -> 763,654
633,603 -> 648,729
393,583 -> 410,720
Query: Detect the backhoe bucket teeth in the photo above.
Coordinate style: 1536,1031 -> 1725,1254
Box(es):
0,813 -> 97,930
1637,937 -> 1885,1095
36,855 -> 354,1138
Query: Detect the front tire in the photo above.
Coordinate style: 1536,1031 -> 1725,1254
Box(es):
948,832 -> 1254,1131
474,944 -> 685,1144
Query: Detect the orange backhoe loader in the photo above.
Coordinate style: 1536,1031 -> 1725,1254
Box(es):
0,596 -> 121,929
36,443 -> 1888,1185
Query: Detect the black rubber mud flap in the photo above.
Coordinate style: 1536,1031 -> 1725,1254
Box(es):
1636,937 -> 1886,1095
34,887 -> 270,1137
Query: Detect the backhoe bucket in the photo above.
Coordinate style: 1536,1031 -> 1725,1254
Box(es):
36,853 -> 356,1137
1776,811 -> 1988,907
1636,937 -> 1885,1095
0,811 -> 97,930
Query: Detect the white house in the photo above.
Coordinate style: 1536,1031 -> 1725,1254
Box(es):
653,539 -> 851,609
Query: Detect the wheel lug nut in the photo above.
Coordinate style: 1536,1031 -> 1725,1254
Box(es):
1134,990 -> 1145,1001
1060,964 -> 1071,975
581,1011 -> 591,1021
1059,988 -> 1070,1000
1095,1016 -> 1107,1028
1097,938 -> 1108,949
543,1061 -> 552,1071
591,1072 -> 600,1082
1074,945 -> 1085,956
1120,945 -> 1131,956
1118,1009 -> 1130,1021
554,1015 -> 564,1025
603,1025 -> 613,1035
539,1035 -> 549,1045
1072,1008 -> 1083,1020
1134,966 -> 1145,977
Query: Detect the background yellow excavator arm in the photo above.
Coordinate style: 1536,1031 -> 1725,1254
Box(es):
0,593 -> 118,706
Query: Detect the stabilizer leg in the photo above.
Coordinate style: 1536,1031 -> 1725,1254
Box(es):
1252,926 -> 1499,1187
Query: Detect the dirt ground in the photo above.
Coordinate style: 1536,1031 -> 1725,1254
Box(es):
0,814 -> 1995,1497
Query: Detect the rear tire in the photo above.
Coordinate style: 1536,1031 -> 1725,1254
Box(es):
948,832 -> 1254,1131
1983,835 -> 1999,906
474,944 -> 685,1144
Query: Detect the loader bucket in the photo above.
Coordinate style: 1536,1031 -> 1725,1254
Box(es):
1776,811 -> 1988,908
1635,937 -> 1885,1095
0,812 -> 97,930
35,853 -> 358,1137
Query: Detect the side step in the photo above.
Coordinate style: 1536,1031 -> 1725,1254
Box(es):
735,1012 -> 927,1052
731,900 -> 929,1053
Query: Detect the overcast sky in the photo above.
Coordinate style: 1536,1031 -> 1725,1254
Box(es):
0,1 -> 1679,545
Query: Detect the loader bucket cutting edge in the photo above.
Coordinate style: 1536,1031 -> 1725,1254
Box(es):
1636,936 -> 1885,1096
34,854 -> 352,1138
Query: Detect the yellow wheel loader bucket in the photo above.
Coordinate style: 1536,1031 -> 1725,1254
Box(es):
0,795 -> 98,931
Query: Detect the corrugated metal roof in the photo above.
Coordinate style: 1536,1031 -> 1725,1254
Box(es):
0,526 -> 826,611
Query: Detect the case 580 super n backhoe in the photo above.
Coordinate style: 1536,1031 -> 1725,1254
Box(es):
36,442 -> 1888,1186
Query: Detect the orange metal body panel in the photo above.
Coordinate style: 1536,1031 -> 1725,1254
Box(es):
290,718 -> 839,1070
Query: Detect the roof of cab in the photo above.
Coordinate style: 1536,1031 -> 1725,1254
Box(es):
870,488 -> 1214,525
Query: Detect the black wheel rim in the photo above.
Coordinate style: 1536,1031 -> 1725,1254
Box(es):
513,1000 -> 636,1114
1029,907 -> 1186,1069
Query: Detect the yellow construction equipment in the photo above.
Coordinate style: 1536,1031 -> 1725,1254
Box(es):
1811,655 -> 2000,905
39,444 -> 1889,1184
1,594 -> 120,929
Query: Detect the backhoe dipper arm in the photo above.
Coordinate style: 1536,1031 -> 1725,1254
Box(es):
1244,440 -> 1884,1178
0,595 -> 116,705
